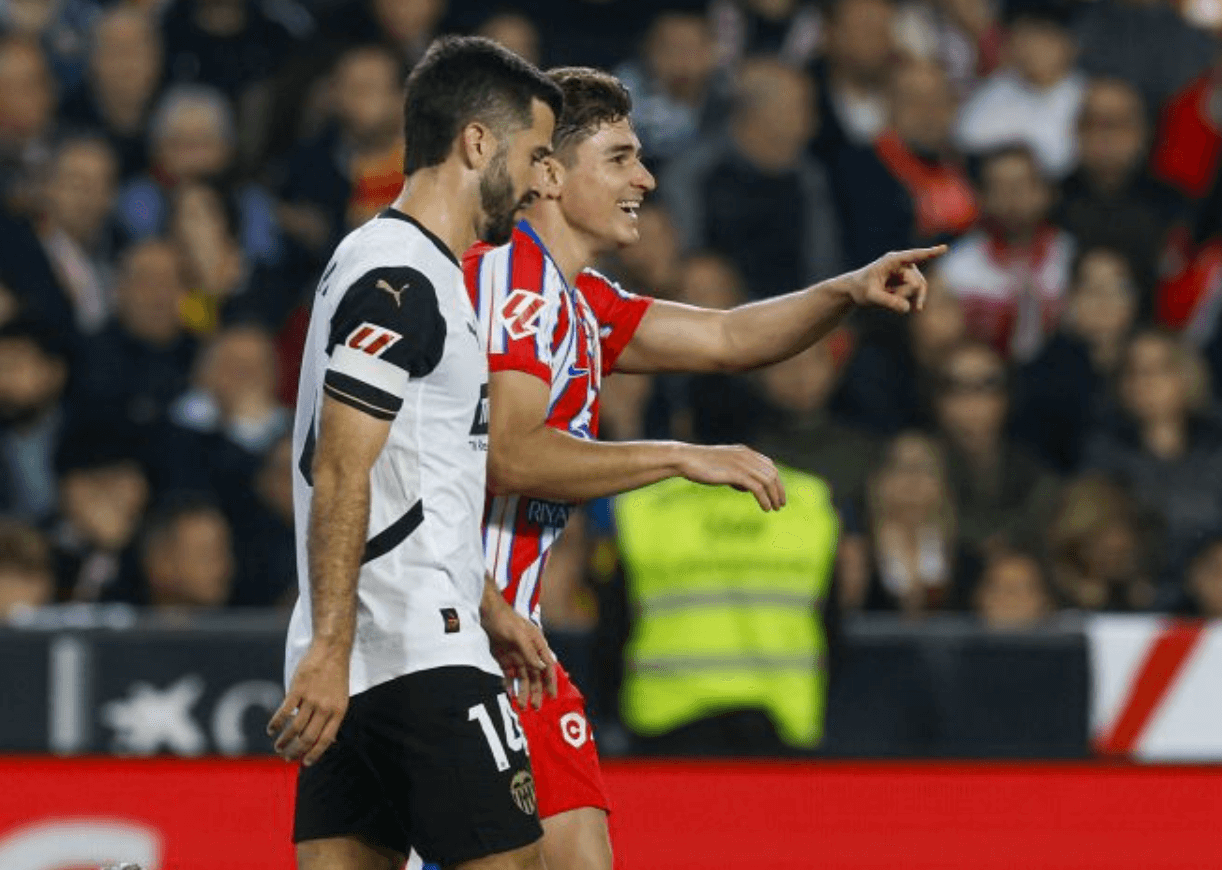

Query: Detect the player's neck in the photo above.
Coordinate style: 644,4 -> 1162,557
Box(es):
390,169 -> 478,264
525,201 -> 598,287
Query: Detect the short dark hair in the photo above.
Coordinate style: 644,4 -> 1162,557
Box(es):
402,35 -> 563,175
547,66 -> 633,161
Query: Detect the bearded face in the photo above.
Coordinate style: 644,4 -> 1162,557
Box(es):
478,143 -> 529,245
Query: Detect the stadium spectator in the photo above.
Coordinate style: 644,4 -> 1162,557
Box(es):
0,322 -> 69,521
59,6 -> 163,181
0,0 -> 96,93
475,10 -> 541,66
1056,78 -> 1185,300
37,136 -> 119,334
0,518 -> 54,620
810,0 -> 897,160
137,496 -> 236,609
0,37 -> 57,204
833,267 -> 966,434
973,548 -> 1055,629
955,1 -> 1085,179
833,58 -> 977,266
1012,247 -> 1138,473
709,0 -> 822,67
51,419 -> 149,602
168,323 -> 289,463
1084,329 -> 1222,588
521,0 -> 648,71
615,11 -> 728,167
1158,166 -> 1222,345
1184,535 -> 1222,617
1073,0 -> 1215,114
842,430 -> 965,613
278,45 -> 405,261
73,240 -> 198,434
1046,473 -> 1156,611
892,0 -> 1003,95
168,182 -> 252,333
160,0 -> 308,104
115,85 -> 282,270
227,432 -> 295,606
1150,59 -> 1222,200
753,336 -> 880,515
663,58 -> 842,298
314,0 -> 443,68
933,340 -> 1060,555
940,144 -> 1074,361
666,254 -> 771,445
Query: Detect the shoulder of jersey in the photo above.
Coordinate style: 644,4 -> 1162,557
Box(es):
576,268 -> 627,297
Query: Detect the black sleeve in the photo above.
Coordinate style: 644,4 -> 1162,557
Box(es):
323,265 -> 447,419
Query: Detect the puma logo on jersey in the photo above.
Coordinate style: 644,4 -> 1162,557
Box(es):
376,278 -> 408,308
347,322 -> 402,357
501,289 -> 547,341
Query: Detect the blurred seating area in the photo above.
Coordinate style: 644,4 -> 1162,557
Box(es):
5,0 -> 1222,750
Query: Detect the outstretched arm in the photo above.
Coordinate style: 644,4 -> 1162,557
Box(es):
488,370 -> 786,510
614,246 -> 947,374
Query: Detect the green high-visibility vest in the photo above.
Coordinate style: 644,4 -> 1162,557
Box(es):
615,466 -> 837,748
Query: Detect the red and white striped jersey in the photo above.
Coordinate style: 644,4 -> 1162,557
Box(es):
464,221 -> 652,622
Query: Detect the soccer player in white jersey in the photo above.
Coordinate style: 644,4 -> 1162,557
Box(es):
465,67 -> 946,870
266,37 -> 564,870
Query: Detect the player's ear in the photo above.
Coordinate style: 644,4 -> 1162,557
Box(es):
539,156 -> 564,200
460,122 -> 495,171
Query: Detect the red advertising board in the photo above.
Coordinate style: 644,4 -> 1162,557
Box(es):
0,758 -> 1219,870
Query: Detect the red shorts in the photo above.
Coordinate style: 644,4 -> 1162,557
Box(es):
514,663 -> 611,819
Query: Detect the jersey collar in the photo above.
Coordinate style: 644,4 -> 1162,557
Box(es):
380,208 -> 461,268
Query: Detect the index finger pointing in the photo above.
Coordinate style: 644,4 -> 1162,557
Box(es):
889,245 -> 947,266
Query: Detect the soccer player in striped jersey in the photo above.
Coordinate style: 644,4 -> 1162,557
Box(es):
466,67 -> 945,870
268,37 -> 564,870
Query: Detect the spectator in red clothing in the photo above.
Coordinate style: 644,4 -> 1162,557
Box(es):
940,144 -> 1074,361
835,58 -> 977,265
1150,60 -> 1222,201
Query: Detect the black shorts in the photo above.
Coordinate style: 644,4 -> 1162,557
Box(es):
294,666 -> 542,865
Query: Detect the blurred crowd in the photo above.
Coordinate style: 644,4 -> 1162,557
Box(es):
4,0 -> 1222,641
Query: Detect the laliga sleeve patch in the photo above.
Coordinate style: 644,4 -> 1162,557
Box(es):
327,266 -> 447,378
500,289 -> 547,341
345,322 -> 403,357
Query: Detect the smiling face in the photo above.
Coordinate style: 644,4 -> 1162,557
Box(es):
557,118 -> 656,253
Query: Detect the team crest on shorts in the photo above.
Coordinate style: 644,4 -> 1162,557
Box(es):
510,769 -> 537,815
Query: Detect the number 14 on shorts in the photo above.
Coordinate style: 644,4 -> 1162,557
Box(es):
468,692 -> 528,771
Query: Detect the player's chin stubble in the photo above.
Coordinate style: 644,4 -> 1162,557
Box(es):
478,149 -> 523,246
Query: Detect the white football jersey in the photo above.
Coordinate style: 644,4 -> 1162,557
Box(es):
284,209 -> 500,696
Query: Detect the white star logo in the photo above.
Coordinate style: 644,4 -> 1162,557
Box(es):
100,675 -> 207,756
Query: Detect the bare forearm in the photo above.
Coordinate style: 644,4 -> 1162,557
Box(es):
720,276 -> 854,371
306,465 -> 370,651
490,427 -> 683,502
